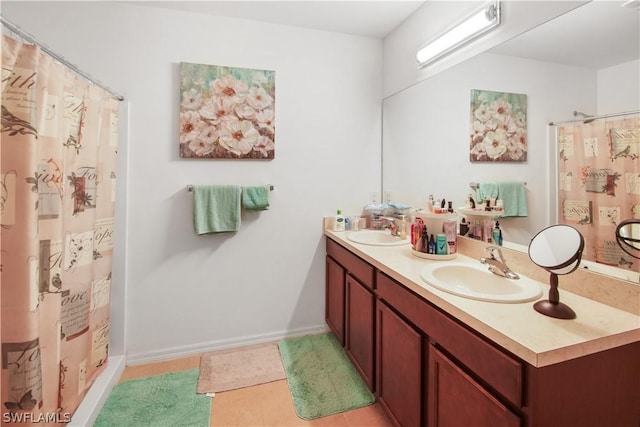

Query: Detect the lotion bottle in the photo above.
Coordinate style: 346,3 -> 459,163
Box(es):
333,210 -> 345,231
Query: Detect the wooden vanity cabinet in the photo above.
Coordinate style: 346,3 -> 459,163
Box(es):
325,237 -> 640,426
325,255 -> 346,344
326,238 -> 375,390
376,300 -> 422,427
427,344 -> 520,427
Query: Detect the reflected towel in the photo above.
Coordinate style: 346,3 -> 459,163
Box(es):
478,182 -> 528,217
193,185 -> 241,234
242,186 -> 270,210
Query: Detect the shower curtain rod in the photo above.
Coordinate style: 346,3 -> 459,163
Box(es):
1,15 -> 125,101
548,109 -> 640,126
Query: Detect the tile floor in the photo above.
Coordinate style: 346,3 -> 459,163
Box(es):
119,354 -> 395,427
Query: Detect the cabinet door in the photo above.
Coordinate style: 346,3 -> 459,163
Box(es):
376,300 -> 422,427
345,274 -> 375,390
427,345 -> 521,427
326,256 -> 345,345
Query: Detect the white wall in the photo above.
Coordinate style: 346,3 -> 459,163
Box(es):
598,59 -> 640,115
2,1 -> 382,362
383,52 -> 597,245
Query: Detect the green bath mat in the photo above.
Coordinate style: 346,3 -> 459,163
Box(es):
278,332 -> 375,420
94,369 -> 210,427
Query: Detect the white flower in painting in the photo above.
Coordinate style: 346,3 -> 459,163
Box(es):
513,110 -> 526,128
219,120 -> 259,156
473,103 -> 491,122
235,103 -> 256,120
246,86 -> 273,110
199,96 -> 239,122
210,74 -> 248,99
496,114 -> 518,135
181,89 -> 202,110
255,108 -> 274,132
482,128 -> 508,159
490,98 -> 512,117
188,138 -> 216,157
198,125 -> 218,145
506,127 -> 527,160
179,111 -> 206,144
253,135 -> 274,157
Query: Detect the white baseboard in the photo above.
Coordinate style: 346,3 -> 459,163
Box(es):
68,355 -> 126,427
126,324 -> 329,366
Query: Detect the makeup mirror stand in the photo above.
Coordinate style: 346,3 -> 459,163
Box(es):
533,272 -> 576,319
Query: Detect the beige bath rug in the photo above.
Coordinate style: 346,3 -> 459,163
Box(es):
197,341 -> 285,394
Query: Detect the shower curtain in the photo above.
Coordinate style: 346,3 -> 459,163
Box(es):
556,114 -> 639,275
1,35 -> 119,424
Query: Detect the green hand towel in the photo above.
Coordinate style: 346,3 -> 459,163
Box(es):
478,182 -> 528,217
193,185 -> 241,234
242,185 -> 270,210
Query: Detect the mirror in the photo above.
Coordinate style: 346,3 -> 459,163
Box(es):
529,225 -> 584,319
616,219 -> 640,259
382,1 -> 639,283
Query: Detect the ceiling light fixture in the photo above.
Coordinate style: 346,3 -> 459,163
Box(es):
416,1 -> 501,68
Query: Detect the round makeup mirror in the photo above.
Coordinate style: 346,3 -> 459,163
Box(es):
528,225 -> 584,319
616,219 -> 640,259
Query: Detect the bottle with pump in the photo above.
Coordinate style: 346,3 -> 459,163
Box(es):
333,210 -> 345,231
493,221 -> 502,246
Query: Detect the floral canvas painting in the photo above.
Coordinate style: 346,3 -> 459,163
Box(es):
469,89 -> 527,162
179,62 -> 275,159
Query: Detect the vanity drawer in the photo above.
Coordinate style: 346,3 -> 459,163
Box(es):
326,238 -> 375,289
376,271 -> 523,407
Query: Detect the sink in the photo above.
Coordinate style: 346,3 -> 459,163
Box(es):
347,230 -> 410,246
420,262 -> 543,303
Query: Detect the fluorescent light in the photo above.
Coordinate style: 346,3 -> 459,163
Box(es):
416,1 -> 501,68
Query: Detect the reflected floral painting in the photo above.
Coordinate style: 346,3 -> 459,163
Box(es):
469,89 -> 527,162
179,62 -> 275,159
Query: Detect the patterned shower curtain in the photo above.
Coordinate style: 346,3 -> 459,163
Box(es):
556,114 -> 639,275
1,35 -> 119,425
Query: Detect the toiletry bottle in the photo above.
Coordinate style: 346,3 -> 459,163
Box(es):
498,229 -> 503,246
333,210 -> 345,231
436,233 -> 448,255
492,221 -> 501,245
399,215 -> 407,240
473,220 -> 482,240
459,218 -> 469,236
428,234 -> 436,254
422,225 -> 429,252
427,194 -> 434,212
447,201 -> 454,213
468,194 -> 476,209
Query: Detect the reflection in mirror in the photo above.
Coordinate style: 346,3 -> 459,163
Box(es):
382,1 -> 639,284
529,225 -> 584,319
616,219 -> 640,259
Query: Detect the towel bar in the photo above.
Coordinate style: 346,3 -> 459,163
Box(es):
470,181 -> 526,190
187,184 -> 274,192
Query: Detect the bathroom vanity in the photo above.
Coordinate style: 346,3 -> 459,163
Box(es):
324,229 -> 640,427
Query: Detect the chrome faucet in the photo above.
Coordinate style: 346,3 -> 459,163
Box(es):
381,216 -> 400,236
480,246 -> 520,279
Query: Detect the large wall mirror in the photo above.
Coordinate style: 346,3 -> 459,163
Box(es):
382,1 -> 639,283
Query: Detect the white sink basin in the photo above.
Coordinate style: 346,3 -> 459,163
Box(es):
420,262 -> 543,303
347,230 -> 410,246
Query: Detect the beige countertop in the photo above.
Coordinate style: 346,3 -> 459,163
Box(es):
324,228 -> 640,368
